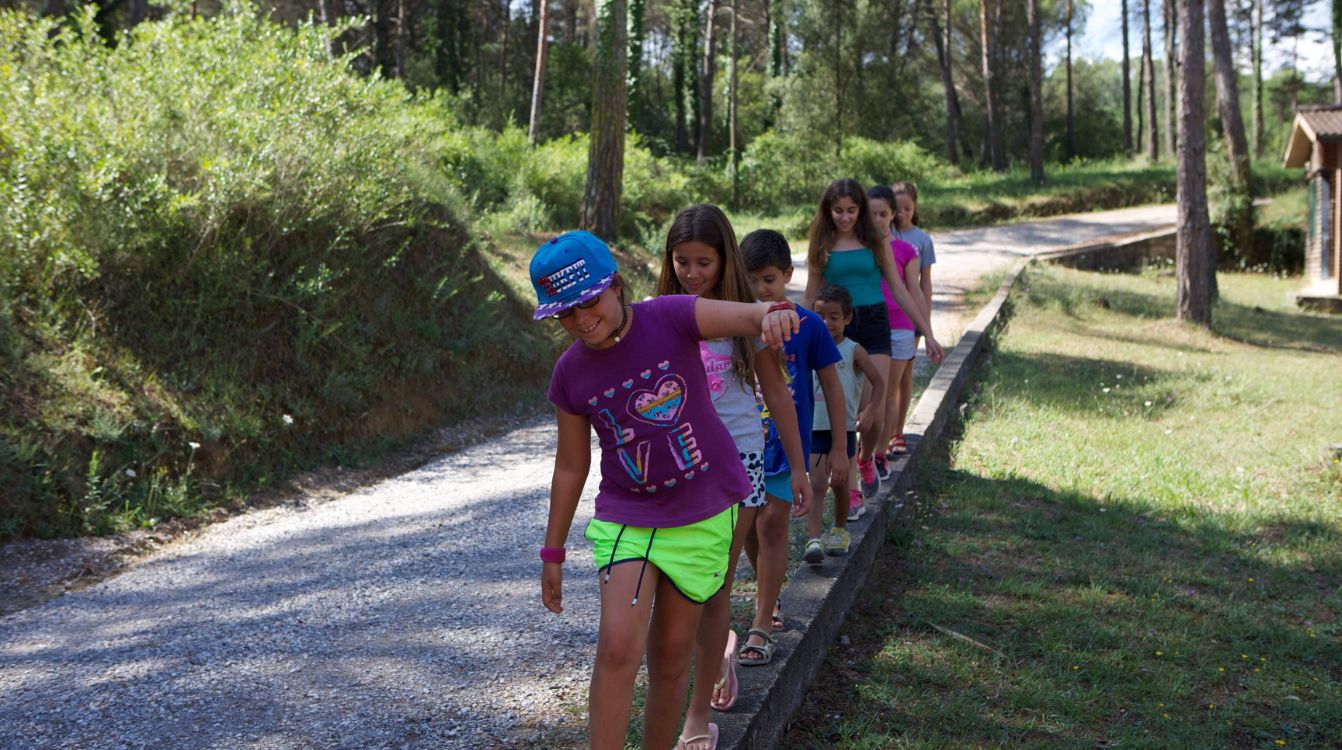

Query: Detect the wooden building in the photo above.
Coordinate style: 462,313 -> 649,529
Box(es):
1283,106 -> 1342,307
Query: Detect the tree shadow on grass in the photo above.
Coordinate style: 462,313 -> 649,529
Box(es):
782,463 -> 1342,749
1027,268 -> 1342,354
986,350 -> 1182,420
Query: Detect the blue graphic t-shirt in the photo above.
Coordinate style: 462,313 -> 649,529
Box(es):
547,295 -> 752,528
761,306 -> 842,476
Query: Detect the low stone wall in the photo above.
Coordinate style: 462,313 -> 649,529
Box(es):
1034,227 -> 1177,271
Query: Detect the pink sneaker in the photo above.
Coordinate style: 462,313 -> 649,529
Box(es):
858,457 -> 879,498
847,489 -> 865,520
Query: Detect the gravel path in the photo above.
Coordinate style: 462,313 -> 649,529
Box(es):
0,204 -> 1176,750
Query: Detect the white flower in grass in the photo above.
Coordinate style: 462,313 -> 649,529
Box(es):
125,469 -> 137,478
1145,401 -> 1153,407
1102,387 -> 1111,394
282,414 -> 294,426
188,442 -> 201,450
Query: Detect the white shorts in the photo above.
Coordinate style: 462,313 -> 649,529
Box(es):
889,328 -> 916,361
737,450 -> 766,508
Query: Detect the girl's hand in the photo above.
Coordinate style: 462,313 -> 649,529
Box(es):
857,404 -> 879,435
790,472 -> 812,518
924,335 -> 945,365
760,306 -> 801,349
541,563 -> 564,614
828,448 -> 849,490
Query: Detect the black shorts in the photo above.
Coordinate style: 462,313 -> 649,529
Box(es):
845,302 -> 892,356
811,430 -> 857,458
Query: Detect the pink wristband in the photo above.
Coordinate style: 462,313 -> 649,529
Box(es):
766,301 -> 795,314
540,546 -> 566,564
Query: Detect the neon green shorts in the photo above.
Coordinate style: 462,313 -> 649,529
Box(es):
585,505 -> 737,604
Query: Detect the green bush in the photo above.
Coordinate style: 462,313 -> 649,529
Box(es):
0,7 -> 554,538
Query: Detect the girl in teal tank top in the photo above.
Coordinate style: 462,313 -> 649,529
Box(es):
799,179 -> 946,508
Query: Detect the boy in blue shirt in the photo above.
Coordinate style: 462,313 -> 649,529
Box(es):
738,229 -> 850,666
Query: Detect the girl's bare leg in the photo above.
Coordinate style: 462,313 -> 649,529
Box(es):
897,354 -> 914,439
883,358 -> 911,449
590,562 -> 659,750
857,354 -> 892,465
747,497 -> 790,653
681,506 -> 758,740
642,572 -> 708,749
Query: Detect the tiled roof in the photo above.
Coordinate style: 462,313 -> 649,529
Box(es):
1298,107 -> 1342,140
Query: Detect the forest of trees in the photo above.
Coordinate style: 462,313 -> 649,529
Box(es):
19,0 -> 1335,170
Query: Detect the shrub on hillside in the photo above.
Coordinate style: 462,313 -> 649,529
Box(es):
739,131 -> 951,214
0,7 -> 554,538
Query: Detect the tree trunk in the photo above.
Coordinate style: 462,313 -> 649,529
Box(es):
580,0 -> 629,241
1122,0 -> 1133,153
833,0 -> 845,158
528,0 -> 550,144
1027,0 -> 1044,183
672,0 -> 699,154
1176,0 -> 1213,326
499,0 -> 510,100
1066,0 -> 1075,160
1209,0 -> 1253,279
1333,0 -> 1342,102
1137,54 -> 1146,152
127,0 -> 148,26
1142,0 -> 1158,160
767,0 -> 784,118
729,0 -> 740,207
628,0 -> 647,105
980,0 -> 1005,171
1163,0 -> 1178,156
928,0 -> 963,165
1253,0 -> 1265,156
697,0 -> 720,162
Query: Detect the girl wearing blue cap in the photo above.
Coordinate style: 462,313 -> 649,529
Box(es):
533,230 -> 800,750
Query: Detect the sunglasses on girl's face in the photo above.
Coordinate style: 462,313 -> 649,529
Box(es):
552,294 -> 602,319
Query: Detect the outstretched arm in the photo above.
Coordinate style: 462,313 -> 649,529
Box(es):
542,408 -> 591,614
694,298 -> 800,350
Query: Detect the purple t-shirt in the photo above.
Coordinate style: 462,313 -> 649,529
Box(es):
881,238 -> 920,331
546,295 -> 752,528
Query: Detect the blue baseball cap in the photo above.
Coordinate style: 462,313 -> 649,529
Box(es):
530,231 -> 618,320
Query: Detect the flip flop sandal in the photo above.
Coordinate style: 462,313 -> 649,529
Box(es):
737,627 -> 776,667
771,603 -> 784,632
710,631 -> 738,711
675,722 -> 719,750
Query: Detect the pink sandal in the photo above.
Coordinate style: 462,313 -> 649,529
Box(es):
676,722 -> 719,750
710,631 -> 738,711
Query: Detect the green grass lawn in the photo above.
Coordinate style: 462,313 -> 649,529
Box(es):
781,265 -> 1342,749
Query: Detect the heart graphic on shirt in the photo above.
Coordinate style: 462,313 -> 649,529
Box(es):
629,375 -> 687,425
604,388 -> 616,398
664,479 -> 677,488
641,369 -> 652,379
646,485 -> 658,494
700,462 -> 710,471
658,360 -> 670,370
684,471 -> 695,480
588,397 -> 599,407
622,379 -> 634,389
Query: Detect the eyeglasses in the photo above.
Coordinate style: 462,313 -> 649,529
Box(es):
552,295 -> 602,320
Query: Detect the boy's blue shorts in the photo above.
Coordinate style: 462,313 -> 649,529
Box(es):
763,470 -> 793,503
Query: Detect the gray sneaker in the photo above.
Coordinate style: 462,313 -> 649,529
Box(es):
803,538 -> 825,565
823,527 -> 850,556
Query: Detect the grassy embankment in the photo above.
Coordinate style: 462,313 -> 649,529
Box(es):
783,265 -> 1342,748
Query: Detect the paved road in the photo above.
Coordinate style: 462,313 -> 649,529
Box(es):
0,204 -> 1176,750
